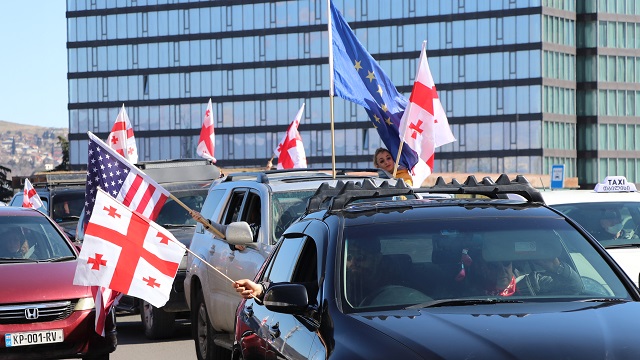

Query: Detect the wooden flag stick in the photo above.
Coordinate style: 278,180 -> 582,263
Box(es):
168,193 -> 226,239
393,141 -> 405,178
165,231 -> 262,304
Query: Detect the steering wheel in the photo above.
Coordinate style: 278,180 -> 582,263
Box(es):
581,276 -> 610,296
359,285 -> 432,307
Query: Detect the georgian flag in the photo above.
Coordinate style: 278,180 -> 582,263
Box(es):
196,99 -> 216,162
399,41 -> 455,177
107,104 -> 138,164
273,103 -> 307,169
74,189 -> 185,308
22,179 -> 44,209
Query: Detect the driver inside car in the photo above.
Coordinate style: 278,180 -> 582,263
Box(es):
468,238 -> 582,297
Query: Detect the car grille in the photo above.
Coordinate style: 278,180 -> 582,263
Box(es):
0,301 -> 75,324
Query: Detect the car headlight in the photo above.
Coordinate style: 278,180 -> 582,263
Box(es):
74,296 -> 96,311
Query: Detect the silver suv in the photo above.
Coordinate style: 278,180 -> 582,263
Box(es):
184,169 -> 399,360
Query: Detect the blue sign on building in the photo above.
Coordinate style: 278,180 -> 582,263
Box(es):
551,164 -> 565,189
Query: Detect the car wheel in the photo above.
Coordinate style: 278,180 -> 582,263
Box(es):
193,291 -> 228,360
140,300 -> 175,339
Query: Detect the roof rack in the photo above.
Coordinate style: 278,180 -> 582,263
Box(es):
306,178 -> 415,213
305,174 -> 543,214
12,172 -> 86,189
223,168 -> 391,184
420,174 -> 544,203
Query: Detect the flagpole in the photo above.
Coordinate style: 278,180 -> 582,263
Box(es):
164,231 -> 262,304
393,141 -> 404,178
169,194 -> 226,239
327,0 -> 336,179
266,155 -> 274,170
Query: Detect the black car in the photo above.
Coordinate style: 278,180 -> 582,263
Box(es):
233,175 -> 640,359
9,172 -> 86,240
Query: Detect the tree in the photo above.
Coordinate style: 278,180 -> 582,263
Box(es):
0,165 -> 12,202
54,136 -> 70,171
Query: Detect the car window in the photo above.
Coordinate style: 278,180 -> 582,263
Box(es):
155,190 -> 207,226
552,202 -> 640,246
224,190 -> 246,224
196,188 -> 226,234
0,216 -> 75,261
51,192 -> 85,222
341,216 -> 632,311
263,236 -> 306,284
10,193 -> 48,214
271,190 -> 316,242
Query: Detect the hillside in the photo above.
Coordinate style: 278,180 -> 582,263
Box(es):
0,120 -> 68,177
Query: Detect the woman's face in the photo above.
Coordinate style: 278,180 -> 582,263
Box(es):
375,151 -> 394,172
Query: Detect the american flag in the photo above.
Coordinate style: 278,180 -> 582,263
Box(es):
84,131 -> 170,225
84,131 -> 171,336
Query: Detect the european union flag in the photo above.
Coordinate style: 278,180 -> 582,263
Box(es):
330,1 -> 418,172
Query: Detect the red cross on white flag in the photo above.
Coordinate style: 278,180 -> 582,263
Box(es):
273,103 -> 307,169
73,188 -> 185,308
399,41 -> 455,179
107,104 -> 138,164
22,178 -> 44,209
196,98 -> 216,162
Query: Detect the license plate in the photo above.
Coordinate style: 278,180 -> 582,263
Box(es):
5,329 -> 64,347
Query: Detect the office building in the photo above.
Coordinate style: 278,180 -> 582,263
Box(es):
66,0 -> 640,186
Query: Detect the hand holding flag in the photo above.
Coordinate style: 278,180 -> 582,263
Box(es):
107,104 -> 138,164
22,179 -> 44,209
273,103 -> 307,169
196,99 -> 216,162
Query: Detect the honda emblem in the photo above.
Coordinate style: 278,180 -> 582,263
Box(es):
25,308 -> 39,320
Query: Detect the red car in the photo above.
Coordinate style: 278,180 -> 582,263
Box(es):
0,207 -> 116,360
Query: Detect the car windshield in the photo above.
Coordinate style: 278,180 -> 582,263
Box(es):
155,189 -> 207,226
551,202 -> 640,247
271,190 -> 317,241
341,216 -> 632,312
0,215 -> 75,262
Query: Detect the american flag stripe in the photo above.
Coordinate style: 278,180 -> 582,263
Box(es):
118,173 -> 169,219
149,193 -> 168,220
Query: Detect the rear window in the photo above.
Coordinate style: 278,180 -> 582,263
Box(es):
10,194 -> 49,215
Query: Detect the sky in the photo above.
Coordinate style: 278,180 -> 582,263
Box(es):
0,1 -> 68,129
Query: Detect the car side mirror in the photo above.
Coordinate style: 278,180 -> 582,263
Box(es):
263,283 -> 309,315
226,221 -> 254,245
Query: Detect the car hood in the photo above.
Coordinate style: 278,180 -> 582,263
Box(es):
0,261 -> 92,304
350,302 -> 640,359
607,248 -> 640,287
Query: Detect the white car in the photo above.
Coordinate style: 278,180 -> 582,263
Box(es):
541,176 -> 640,286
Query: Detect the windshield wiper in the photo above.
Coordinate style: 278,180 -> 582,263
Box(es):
0,257 -> 38,263
576,298 -> 629,303
47,256 -> 77,262
407,298 -> 523,309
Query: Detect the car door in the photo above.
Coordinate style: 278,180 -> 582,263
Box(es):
204,188 -> 246,330
222,189 -> 268,332
247,235 -> 324,360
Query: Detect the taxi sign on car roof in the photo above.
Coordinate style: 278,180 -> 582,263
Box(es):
594,176 -> 637,193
